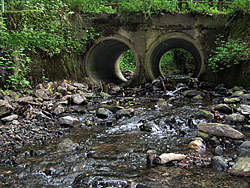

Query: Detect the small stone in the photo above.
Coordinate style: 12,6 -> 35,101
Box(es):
212,156 -> 227,171
57,138 -> 79,152
214,145 -> 224,156
223,97 -> 241,104
116,108 -> 134,119
35,88 -> 49,100
58,116 -> 81,128
183,90 -> 205,98
193,109 -> 214,120
232,91 -> 244,97
188,137 -> 206,152
230,151 -> 250,176
96,108 -> 113,119
193,94 -> 203,100
159,153 -> 186,164
225,113 -> 245,123
54,105 -> 66,115
239,141 -> 250,151
238,104 -> 250,115
214,104 -> 232,114
72,94 -> 86,105
1,114 -> 18,122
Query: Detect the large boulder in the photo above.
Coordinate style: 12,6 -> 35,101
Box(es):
96,108 -> 113,119
197,123 -> 245,139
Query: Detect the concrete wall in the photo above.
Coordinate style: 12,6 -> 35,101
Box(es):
84,13 -> 228,85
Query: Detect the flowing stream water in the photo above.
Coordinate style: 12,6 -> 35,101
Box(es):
0,84 -> 249,188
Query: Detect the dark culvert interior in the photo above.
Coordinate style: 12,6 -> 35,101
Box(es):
85,39 -> 136,84
150,38 -> 202,79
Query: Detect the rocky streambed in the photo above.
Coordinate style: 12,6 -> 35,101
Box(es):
0,77 -> 250,187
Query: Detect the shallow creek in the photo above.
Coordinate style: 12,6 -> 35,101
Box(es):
0,92 -> 249,188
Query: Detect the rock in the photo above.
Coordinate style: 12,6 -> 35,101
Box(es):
54,105 -> 66,115
99,92 -> 111,98
188,137 -> 206,152
116,108 -> 134,119
57,86 -> 67,95
1,114 -> 18,122
223,97 -> 241,104
193,109 -> 214,120
214,145 -> 224,156
193,94 -> 203,100
73,82 -> 87,90
183,90 -> 205,98
232,91 -> 244,97
212,156 -> 227,171
146,150 -> 160,167
239,141 -> 250,151
197,123 -> 245,139
35,88 -> 49,100
230,151 -> 250,176
15,96 -> 34,103
214,104 -> 232,114
96,108 -> 113,119
57,138 -> 79,152
58,116 -> 81,128
238,104 -> 250,115
72,94 -> 86,105
159,153 -> 186,164
101,105 -> 124,113
225,113 -> 245,123
0,99 -> 14,117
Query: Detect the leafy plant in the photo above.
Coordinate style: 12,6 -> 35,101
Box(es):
208,35 -> 250,72
120,50 -> 136,72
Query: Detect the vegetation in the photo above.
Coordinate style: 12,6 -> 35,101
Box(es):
160,49 -> 195,76
208,35 -> 250,72
120,50 -> 136,72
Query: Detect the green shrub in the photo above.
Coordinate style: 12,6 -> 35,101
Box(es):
208,35 -> 250,72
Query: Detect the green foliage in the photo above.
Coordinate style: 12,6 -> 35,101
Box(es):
120,50 -> 136,72
208,35 -> 250,72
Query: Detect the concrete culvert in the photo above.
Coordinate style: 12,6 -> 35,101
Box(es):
84,38 -> 137,84
148,38 -> 203,80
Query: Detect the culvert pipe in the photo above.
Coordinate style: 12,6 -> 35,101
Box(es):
147,36 -> 204,80
84,37 -> 138,84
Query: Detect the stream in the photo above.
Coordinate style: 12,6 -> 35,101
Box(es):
0,82 -> 249,188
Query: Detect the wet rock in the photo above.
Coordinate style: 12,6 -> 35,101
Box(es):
188,137 -> 206,152
53,105 -> 66,115
116,108 -> 134,119
96,108 -> 113,119
214,104 -> 232,114
212,156 -> 227,171
232,90 -> 244,97
59,116 -> 81,128
223,97 -> 241,104
183,90 -> 205,98
159,153 -> 186,164
1,114 -> 18,122
155,99 -> 171,108
57,138 -> 79,152
230,151 -> 250,176
0,99 -> 14,117
146,150 -> 159,167
214,145 -> 224,156
225,113 -> 245,123
193,109 -> 214,120
239,141 -> 250,151
101,105 -> 124,113
238,104 -> 250,115
35,88 -> 50,100
197,123 -> 245,139
72,94 -> 86,105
